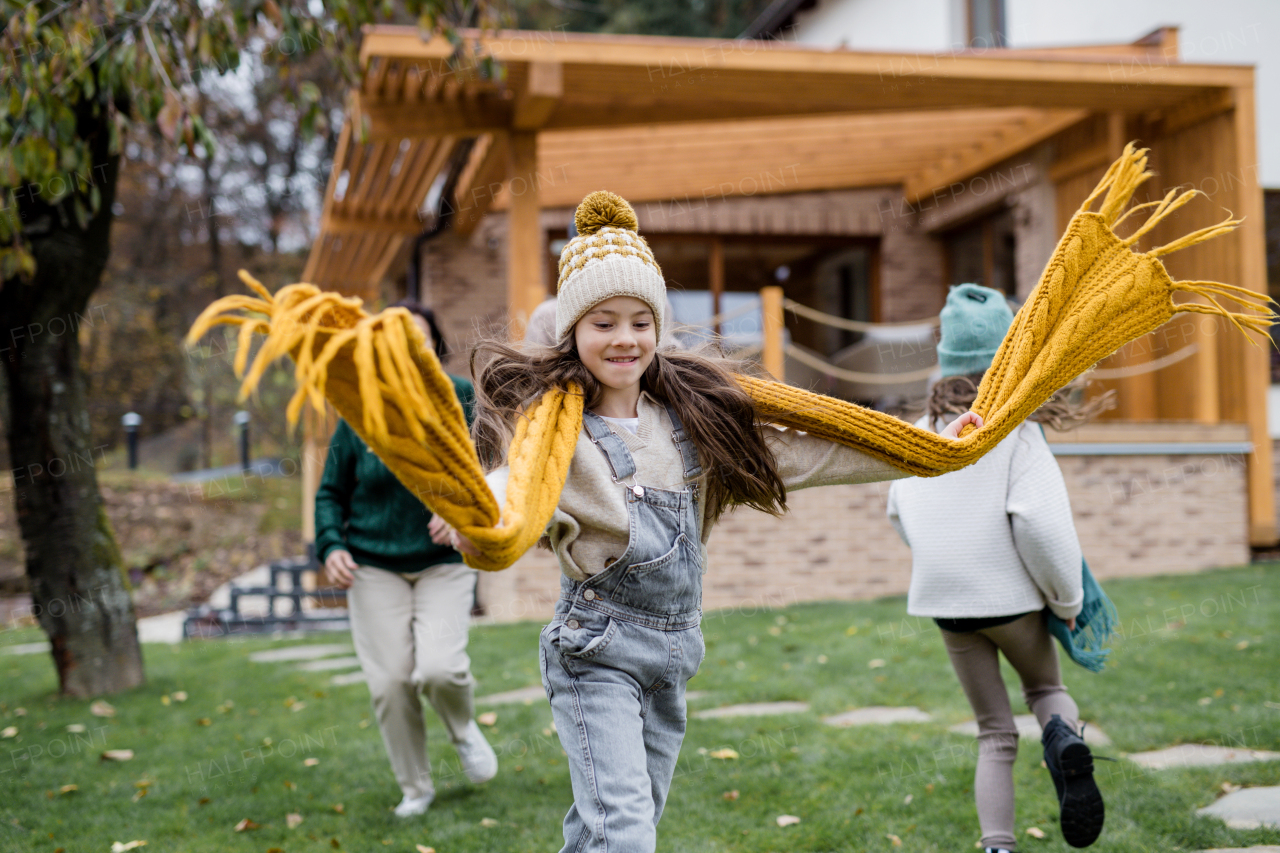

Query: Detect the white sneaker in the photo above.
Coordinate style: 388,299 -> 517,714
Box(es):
455,720 -> 498,784
393,793 -> 433,817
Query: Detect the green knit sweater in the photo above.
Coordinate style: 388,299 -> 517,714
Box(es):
314,375 -> 475,573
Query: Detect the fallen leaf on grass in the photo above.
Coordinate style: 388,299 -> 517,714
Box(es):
90,701 -> 115,718
868,659 -> 886,669
196,718 -> 212,726
0,727 -> 16,738
233,818 -> 258,832
723,790 -> 739,801
13,707 -> 26,716
1236,640 -> 1250,650
65,724 -> 85,733
110,842 -> 146,852
268,849 -> 285,853
776,815 -> 801,827
198,798 -> 210,805
330,839 -> 340,848
1025,826 -> 1046,838
480,817 -> 499,827
415,846 -> 436,853
160,696 -> 170,706
101,750 -> 134,762
304,758 -> 319,767
332,803 -> 344,814
131,789 -> 147,803
290,702 -> 307,713
477,712 -> 498,726
59,784 -> 77,794
286,813 -> 303,829
886,834 -> 902,846
709,748 -> 738,760
171,692 -> 187,702
903,794 -> 913,805
1222,781 -> 1242,793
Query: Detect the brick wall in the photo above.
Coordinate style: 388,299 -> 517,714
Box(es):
476,451 -> 1250,624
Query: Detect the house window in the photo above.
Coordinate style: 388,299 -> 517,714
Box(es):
968,0 -> 1007,48
944,206 -> 1016,295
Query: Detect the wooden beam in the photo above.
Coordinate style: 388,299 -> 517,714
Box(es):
320,210 -> 425,234
304,121 -> 352,283
903,109 -> 1086,201
357,27 -> 1254,90
355,90 -> 511,140
507,131 -> 543,336
1231,84 -> 1276,545
513,61 -> 563,130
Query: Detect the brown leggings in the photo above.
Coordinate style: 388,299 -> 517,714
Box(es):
941,611 -> 1080,850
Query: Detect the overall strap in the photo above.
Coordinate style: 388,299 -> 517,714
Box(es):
663,403 -> 703,479
582,409 -> 637,482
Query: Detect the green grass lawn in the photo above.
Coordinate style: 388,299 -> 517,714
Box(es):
1,563 -> 1277,853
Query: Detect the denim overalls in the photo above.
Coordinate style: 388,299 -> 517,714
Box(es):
538,404 -> 706,853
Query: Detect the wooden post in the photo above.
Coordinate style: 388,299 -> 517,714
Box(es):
507,130 -> 543,337
709,238 -> 724,337
301,403 -> 336,550
1231,84 -> 1277,545
761,285 -> 785,382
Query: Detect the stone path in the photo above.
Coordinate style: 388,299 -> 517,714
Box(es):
1196,786 -> 1280,830
693,701 -> 810,720
248,643 -> 353,663
478,685 -> 547,705
294,655 -> 362,673
947,714 -> 1112,746
330,670 -> 368,686
823,706 -> 933,727
0,641 -> 51,656
1128,744 -> 1280,770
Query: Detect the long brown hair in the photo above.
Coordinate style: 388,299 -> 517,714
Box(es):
470,336 -> 787,525
925,373 -> 1115,430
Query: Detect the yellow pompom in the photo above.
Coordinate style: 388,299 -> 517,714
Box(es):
574,190 -> 638,237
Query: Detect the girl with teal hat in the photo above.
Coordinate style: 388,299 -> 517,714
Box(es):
887,283 -> 1116,852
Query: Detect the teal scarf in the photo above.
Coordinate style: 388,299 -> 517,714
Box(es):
1047,559 -> 1118,672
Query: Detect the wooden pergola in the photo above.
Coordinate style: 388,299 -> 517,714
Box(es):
301,26 -> 1275,545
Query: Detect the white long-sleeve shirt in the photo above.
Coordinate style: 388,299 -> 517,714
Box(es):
886,418 -> 1083,621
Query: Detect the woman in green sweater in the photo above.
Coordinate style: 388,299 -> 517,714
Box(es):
315,302 -> 496,818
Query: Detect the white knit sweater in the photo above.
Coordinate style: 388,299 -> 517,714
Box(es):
488,391 -> 905,580
886,418 -> 1083,621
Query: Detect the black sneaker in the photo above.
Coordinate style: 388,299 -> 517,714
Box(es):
1042,714 -> 1105,847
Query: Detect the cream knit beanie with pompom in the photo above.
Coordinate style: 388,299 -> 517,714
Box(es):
554,191 -> 666,343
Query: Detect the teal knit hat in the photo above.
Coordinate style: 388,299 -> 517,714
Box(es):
937,283 -> 1015,378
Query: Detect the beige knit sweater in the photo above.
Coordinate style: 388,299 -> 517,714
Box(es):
486,391 -> 906,581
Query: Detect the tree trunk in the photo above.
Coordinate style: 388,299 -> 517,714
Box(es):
0,144 -> 145,697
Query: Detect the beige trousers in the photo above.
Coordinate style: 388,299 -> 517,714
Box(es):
348,561 -> 478,800
940,611 -> 1080,850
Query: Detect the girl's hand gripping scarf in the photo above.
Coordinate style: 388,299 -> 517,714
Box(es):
188,144 -> 1275,571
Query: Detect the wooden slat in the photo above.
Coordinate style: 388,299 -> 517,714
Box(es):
903,109 -> 1087,201
453,132 -> 511,237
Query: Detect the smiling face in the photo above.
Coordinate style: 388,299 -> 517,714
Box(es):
573,295 -> 657,417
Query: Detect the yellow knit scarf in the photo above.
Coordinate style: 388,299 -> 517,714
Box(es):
187,145 -> 1273,571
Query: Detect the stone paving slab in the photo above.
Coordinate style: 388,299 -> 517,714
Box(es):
1128,744 -> 1280,770
948,714 -> 1112,746
693,701 -> 810,720
0,641 -> 51,656
248,643 -> 353,663
294,655 -> 362,672
330,670 -> 368,686
1197,786 -> 1280,830
823,706 -> 933,727
479,685 -> 547,705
